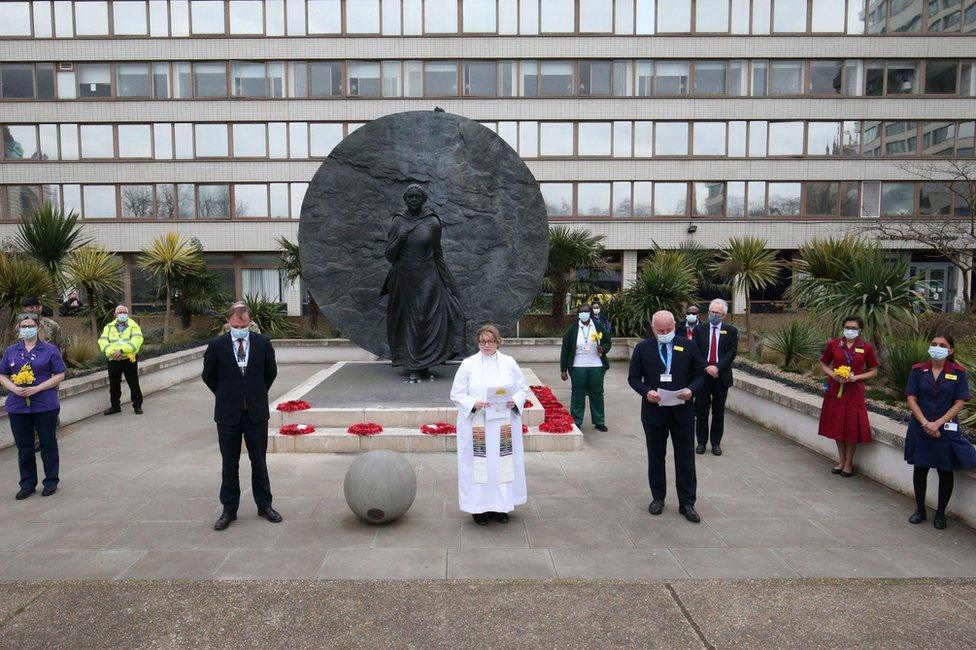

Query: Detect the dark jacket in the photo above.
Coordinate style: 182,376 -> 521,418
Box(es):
693,322 -> 739,387
560,320 -> 612,372
681,322 -> 700,341
202,333 -> 277,425
628,337 -> 706,424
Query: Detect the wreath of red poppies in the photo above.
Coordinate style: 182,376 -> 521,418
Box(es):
279,423 -> 315,436
421,422 -> 457,435
276,400 -> 311,412
348,422 -> 383,436
529,385 -> 575,434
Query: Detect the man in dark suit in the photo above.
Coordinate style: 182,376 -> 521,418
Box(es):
693,298 -> 738,456
202,303 -> 281,531
628,310 -> 706,523
682,303 -> 701,341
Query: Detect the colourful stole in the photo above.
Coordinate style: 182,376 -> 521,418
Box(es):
472,413 -> 514,485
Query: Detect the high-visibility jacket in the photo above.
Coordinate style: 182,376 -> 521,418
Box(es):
98,319 -> 144,362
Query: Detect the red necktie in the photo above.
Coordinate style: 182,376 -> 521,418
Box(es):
686,327 -> 692,339
709,327 -> 718,365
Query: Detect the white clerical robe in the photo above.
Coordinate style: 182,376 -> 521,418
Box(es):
450,351 -> 529,514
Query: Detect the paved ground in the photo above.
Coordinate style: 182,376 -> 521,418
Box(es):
1,362 -> 974,582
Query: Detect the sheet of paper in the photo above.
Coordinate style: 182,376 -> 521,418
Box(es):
485,385 -> 513,421
657,389 -> 686,407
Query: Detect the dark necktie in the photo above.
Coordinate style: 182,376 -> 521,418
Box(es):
237,339 -> 246,363
709,327 -> 719,365
660,342 -> 668,368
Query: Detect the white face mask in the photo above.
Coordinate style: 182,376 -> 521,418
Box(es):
928,346 -> 950,361
230,327 -> 249,340
843,328 -> 859,340
592,308 -> 601,315
686,314 -> 699,325
578,312 -> 591,323
656,331 -> 675,344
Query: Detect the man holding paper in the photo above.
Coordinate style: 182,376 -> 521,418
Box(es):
628,310 -> 706,523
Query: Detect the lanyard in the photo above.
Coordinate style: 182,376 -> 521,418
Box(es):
658,342 -> 672,374
18,345 -> 39,371
580,323 -> 592,344
839,340 -> 855,366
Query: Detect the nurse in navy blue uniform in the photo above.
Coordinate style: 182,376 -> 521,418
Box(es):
904,334 -> 976,530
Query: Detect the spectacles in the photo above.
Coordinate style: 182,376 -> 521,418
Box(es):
478,339 -> 497,345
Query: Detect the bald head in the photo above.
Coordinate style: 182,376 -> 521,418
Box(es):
652,310 -> 676,338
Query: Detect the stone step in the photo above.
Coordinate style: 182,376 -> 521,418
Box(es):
276,404 -> 547,429
269,426 -> 583,453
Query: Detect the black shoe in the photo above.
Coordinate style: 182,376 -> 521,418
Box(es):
133,406 -> 143,414
695,445 -> 706,455
648,500 -> 664,515
595,424 -> 608,432
103,407 -> 121,416
712,446 -> 722,456
909,509 -> 927,524
933,512 -> 947,530
840,470 -> 854,478
15,488 -> 35,500
493,511 -> 510,524
257,507 -> 283,523
678,504 -> 701,523
214,512 -> 237,530
831,467 -> 844,475
41,485 -> 57,497
472,513 -> 489,526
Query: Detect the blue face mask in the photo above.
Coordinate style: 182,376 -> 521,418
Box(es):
117,313 -> 128,322
708,314 -> 723,325
19,327 -> 37,340
928,346 -> 950,361
231,327 -> 249,340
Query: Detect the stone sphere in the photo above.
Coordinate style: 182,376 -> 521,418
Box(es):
343,450 -> 417,524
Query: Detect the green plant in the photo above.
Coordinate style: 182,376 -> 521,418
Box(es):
660,241 -> 729,297
602,250 -> 698,337
211,295 -> 294,338
882,337 -> 930,394
136,232 -> 206,340
764,319 -> 824,368
713,237 -> 784,353
543,227 -> 607,322
173,269 -> 231,328
63,335 -> 100,368
62,245 -> 124,339
276,236 -> 320,328
14,203 -> 90,290
0,253 -> 57,337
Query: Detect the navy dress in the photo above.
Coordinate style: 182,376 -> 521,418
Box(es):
905,361 -> 976,471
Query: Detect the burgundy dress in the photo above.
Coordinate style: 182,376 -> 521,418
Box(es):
818,338 -> 879,443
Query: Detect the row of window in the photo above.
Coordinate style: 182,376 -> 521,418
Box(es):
3,180 -> 969,221
5,119 -> 975,161
4,58 -> 976,100
2,0 -> 974,38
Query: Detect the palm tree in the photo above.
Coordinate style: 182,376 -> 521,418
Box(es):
662,240 -> 729,298
62,245 -> 124,338
14,203 -> 90,291
713,236 -> 784,353
276,236 -> 320,329
605,250 -> 699,337
136,232 -> 206,340
173,270 -> 231,329
0,253 -> 57,338
543,226 -> 608,323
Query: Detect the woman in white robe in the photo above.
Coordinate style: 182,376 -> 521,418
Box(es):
450,325 -> 529,525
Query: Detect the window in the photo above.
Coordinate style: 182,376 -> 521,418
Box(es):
266,0 -> 285,35
655,183 -> 688,215
270,183 -> 289,217
694,182 -> 725,216
62,185 -> 82,217
748,121 -> 767,156
268,122 -> 287,158
83,185 -> 117,218
78,64 -> 112,98
767,183 -> 801,215
807,122 -> 842,156
657,0 -> 691,32
191,0 -> 225,34
919,183 -> 952,216
634,121 -> 653,156
773,0 -> 807,32
579,123 -> 612,156
805,182 -> 840,215
540,122 -> 573,156
751,60 -> 768,96
539,61 -> 573,95
199,185 -> 231,218
234,185 -> 269,217
578,183 -> 611,216
841,121 -> 861,156
886,61 -> 918,94
770,61 -> 803,94
747,181 -> 766,215
540,0 -> 574,32
307,0 -> 341,32
729,60 -> 747,95
288,122 -> 308,158
348,61 -> 382,96
195,123 -> 229,157
424,61 -> 458,95
752,0 -> 771,33
840,181 -> 859,216
811,0 -> 846,31
118,125 -> 152,158
193,62 -> 227,97
694,61 -> 726,94
842,60 -> 863,95
925,61 -> 958,94
881,182 -> 915,216
117,64 -> 151,97
463,61 -> 497,95
0,2 -> 31,36
613,121 -> 632,157
810,60 -> 842,94
425,0 -> 459,32
232,62 -> 266,97
498,0 -> 517,33
861,121 -> 882,157
865,60 -> 884,96
242,268 -> 283,301
890,0 -> 923,32
922,121 -> 954,156
154,123 -> 173,159
290,182 -> 309,217
233,123 -> 267,157
121,185 -> 154,218
727,181 -> 746,216
928,0 -> 963,32
115,0 -> 149,34
884,121 -> 917,155
38,124 -> 57,160
228,1 -> 264,34
309,61 -> 342,96
696,0 -> 729,32
518,122 -> 537,157
54,1 -> 74,37
579,61 -> 611,95
768,122 -> 804,156
463,0 -> 497,32
346,0 -> 380,33
655,122 -> 689,155
656,62 -> 689,94
75,0 -> 109,35
613,61 -> 633,96
541,183 -> 573,216
59,124 -> 79,160
613,182 -> 632,217
958,121 -> 975,157
729,121 -> 747,156
176,184 -> 195,218
693,123 -> 726,156
633,181 -> 652,216
80,125 -> 113,158
4,126 -> 37,160
310,123 -> 343,156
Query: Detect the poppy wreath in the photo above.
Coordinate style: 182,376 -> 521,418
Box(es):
523,400 -> 534,408
348,422 -> 383,436
276,400 -> 311,412
421,422 -> 457,435
279,423 -> 315,436
529,385 -> 575,434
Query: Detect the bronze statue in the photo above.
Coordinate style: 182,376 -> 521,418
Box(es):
381,184 -> 465,381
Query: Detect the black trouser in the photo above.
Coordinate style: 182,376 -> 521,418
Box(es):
9,409 -> 59,491
913,466 -> 954,514
217,410 -> 272,514
643,408 -> 697,506
107,359 -> 143,409
696,376 -> 729,447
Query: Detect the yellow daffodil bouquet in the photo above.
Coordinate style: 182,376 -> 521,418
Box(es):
834,365 -> 852,397
10,364 -> 36,406
590,331 -> 604,343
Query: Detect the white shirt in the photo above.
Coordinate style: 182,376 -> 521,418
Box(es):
231,333 -> 250,370
573,322 -> 603,368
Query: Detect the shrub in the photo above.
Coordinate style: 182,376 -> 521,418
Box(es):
64,336 -> 100,368
882,337 -> 930,393
209,295 -> 294,338
604,251 -> 698,337
764,320 -> 824,368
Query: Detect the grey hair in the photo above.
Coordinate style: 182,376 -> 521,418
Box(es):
709,298 -> 729,314
227,303 -> 251,319
16,313 -> 38,327
403,184 -> 428,200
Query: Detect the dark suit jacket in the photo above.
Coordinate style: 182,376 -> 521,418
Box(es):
693,322 -> 738,387
202,333 -> 278,425
560,321 -> 612,371
628,337 -> 706,425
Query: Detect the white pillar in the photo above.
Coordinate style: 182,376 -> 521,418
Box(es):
285,279 -> 302,316
622,250 -> 638,289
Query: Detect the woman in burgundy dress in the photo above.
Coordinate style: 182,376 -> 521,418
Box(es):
818,316 -> 879,477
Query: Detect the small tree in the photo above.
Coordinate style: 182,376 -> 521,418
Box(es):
713,236 -> 784,353
173,270 -> 231,329
0,253 -> 57,338
137,232 -> 205,340
604,250 -> 699,337
15,203 -> 90,291
276,236 -> 319,329
543,226 -> 608,323
870,160 -> 976,310
62,245 -> 124,338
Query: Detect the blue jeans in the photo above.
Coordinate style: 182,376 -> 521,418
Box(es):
9,409 -> 60,491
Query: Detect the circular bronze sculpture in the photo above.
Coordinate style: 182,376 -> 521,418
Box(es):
299,110 -> 549,367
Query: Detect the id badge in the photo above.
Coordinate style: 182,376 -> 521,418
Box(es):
660,374 -> 672,383
583,344 -> 590,353
944,422 -> 959,432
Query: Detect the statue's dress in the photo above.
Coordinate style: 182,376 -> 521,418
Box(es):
381,210 -> 465,370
